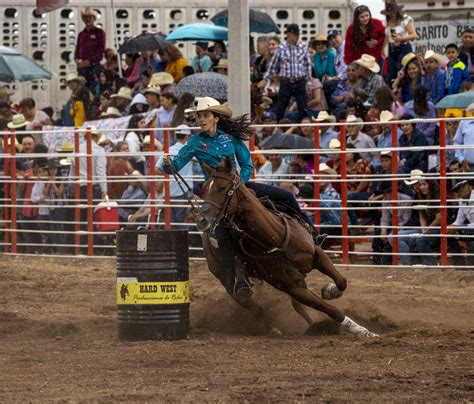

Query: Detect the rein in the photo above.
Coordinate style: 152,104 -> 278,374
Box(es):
168,164 -> 201,217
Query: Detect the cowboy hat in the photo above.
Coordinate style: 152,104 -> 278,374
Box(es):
380,150 -> 392,157
0,86 -> 14,97
149,72 -> 174,87
143,85 -> 161,96
184,97 -> 232,118
175,124 -> 191,136
81,7 -> 97,19
346,114 -> 363,124
404,169 -> 424,185
452,180 -> 471,192
314,34 -> 328,43
111,87 -> 133,100
380,0 -> 404,15
7,114 -> 29,129
65,73 -> 86,83
401,52 -> 417,67
313,110 -> 336,123
318,162 -> 331,171
467,103 -> 474,113
213,58 -> 228,70
58,141 -> 74,153
130,93 -> 148,107
424,50 -> 443,65
100,106 -> 122,118
379,110 -> 394,122
354,54 -> 380,73
328,138 -> 341,149
141,135 -> 164,151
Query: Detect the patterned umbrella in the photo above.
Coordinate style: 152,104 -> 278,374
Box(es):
0,46 -> 52,82
173,72 -> 228,100
211,9 -> 281,34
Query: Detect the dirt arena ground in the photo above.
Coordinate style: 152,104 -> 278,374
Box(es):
0,255 -> 473,402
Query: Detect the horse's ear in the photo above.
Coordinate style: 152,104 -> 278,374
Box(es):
225,155 -> 233,172
202,162 -> 215,176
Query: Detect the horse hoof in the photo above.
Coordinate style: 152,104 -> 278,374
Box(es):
321,283 -> 344,300
365,331 -> 380,338
268,327 -> 283,336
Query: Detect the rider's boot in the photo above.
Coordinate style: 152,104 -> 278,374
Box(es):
233,260 -> 252,297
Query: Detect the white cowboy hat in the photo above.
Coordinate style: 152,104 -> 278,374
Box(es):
185,97 -> 232,118
130,93 -> 149,107
143,85 -> 161,96
0,85 -> 14,97
354,54 -> 380,73
149,72 -> 174,87
313,110 -> 336,123
141,135 -> 164,151
111,87 -> 133,101
58,141 -> 74,153
379,110 -> 394,122
466,103 -> 474,113
176,124 -> 191,136
318,162 -> 331,171
346,114 -> 363,124
328,138 -> 341,149
404,169 -> 424,185
7,114 -> 29,129
100,106 -> 122,118
65,73 -> 86,83
380,150 -> 392,157
424,50 -> 443,65
81,7 -> 97,19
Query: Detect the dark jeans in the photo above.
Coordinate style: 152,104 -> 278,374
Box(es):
274,79 -> 310,121
49,208 -> 68,254
171,194 -> 189,227
387,42 -> 412,83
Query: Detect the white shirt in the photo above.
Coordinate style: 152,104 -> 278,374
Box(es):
386,14 -> 414,44
31,182 -> 49,215
256,159 -> 289,186
124,131 -> 145,163
452,190 -> 474,228
156,141 -> 193,197
69,141 -> 107,193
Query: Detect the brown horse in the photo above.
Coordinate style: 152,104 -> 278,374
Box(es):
196,156 -> 378,338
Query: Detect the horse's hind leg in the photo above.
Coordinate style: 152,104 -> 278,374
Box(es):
313,245 -> 347,298
233,295 -> 282,335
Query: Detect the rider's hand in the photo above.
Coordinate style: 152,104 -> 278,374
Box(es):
163,155 -> 171,166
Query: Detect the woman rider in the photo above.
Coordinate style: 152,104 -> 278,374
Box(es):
163,97 -> 325,296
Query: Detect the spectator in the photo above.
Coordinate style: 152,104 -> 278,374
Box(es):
143,85 -> 161,111
398,114 -> 429,172
392,53 -> 426,103
213,59 -> 228,76
267,35 -> 281,56
7,114 -> 30,144
100,106 -> 122,119
454,116 -> 474,172
0,86 -> 14,106
74,7 -> 106,89
103,48 -> 119,73
252,36 -> 271,82
63,73 -> 92,127
313,111 -> 338,161
404,85 -> 437,145
331,63 -> 361,117
444,43 -> 471,96
107,142 -> 134,200
19,98 -> 51,131
111,87 -> 133,115
354,54 -> 385,105
258,110 -> 280,141
93,68 -> 115,100
344,5 -> 385,64
141,135 -> 164,176
445,120 -> 460,165
30,163 -> 50,253
191,42 -> 212,73
366,86 -> 404,137
123,114 -> 147,172
260,24 -> 312,120
373,110 -> 401,150
140,50 -> 164,75
459,28 -> 474,79
123,53 -> 142,88
156,92 -> 178,143
312,35 -> 336,83
156,124 -> 194,225
97,90 -> 112,116
423,51 -> 446,105
118,170 -> 149,223
160,45 -> 188,83
328,29 -> 347,81
256,152 -> 289,186
129,93 -> 149,115
345,115 -> 379,167
382,0 -> 417,83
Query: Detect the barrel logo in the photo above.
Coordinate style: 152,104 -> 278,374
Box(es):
117,279 -> 190,305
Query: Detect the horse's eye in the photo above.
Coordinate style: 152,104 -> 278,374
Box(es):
217,185 -> 227,193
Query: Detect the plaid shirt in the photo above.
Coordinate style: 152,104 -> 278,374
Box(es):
264,41 -> 312,81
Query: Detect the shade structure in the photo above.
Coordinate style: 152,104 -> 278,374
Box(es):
435,91 -> 474,109
211,8 -> 280,34
260,132 -> 314,149
166,23 -> 228,42
0,46 -> 52,83
118,32 -> 168,54
173,72 -> 228,100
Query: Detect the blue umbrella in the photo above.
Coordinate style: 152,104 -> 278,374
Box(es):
436,91 -> 474,109
0,46 -> 52,82
212,8 -> 281,34
166,23 -> 228,42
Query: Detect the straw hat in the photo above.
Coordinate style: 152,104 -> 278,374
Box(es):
379,110 -> 394,122
131,170 -> 143,177
380,0 -> 404,15
65,73 -> 86,83
318,162 -> 331,171
101,106 -> 122,118
380,150 -> 392,157
404,169 -> 424,185
401,52 -> 417,67
314,34 -> 328,43
149,72 -> 174,87
346,114 -> 363,124
328,138 -> 341,149
143,85 -> 161,96
58,141 -> 74,153
141,135 -> 164,151
466,103 -> 474,113
111,87 -> 132,101
184,97 -> 232,118
313,110 -> 336,123
354,54 -> 380,73
7,114 -> 29,129
213,59 -> 228,71
0,86 -> 14,97
424,50 -> 443,65
81,7 -> 97,19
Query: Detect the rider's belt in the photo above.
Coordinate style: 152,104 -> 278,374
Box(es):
280,77 -> 305,83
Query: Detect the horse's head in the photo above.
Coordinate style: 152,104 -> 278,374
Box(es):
196,156 -> 241,233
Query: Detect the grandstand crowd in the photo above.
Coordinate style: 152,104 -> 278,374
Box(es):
1,0 -> 474,265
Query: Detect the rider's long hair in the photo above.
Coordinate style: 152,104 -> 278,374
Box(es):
216,113 -> 252,141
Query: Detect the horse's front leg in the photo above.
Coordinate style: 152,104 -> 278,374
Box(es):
313,245 -> 347,299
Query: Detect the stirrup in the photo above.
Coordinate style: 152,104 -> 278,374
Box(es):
315,233 -> 328,246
